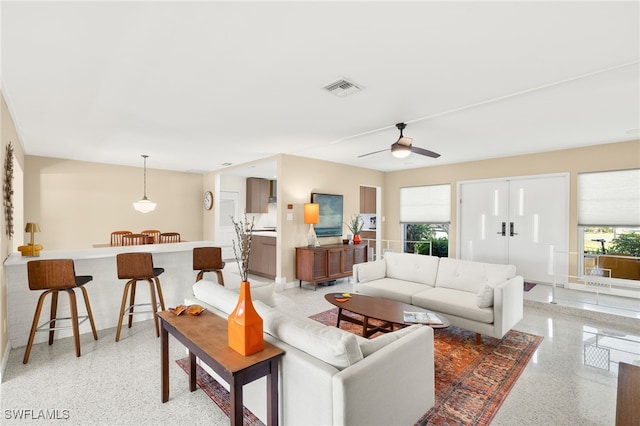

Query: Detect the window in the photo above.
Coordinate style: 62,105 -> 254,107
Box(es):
577,169 -> 640,282
400,184 -> 451,257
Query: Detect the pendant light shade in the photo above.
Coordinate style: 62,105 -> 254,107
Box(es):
133,155 -> 156,213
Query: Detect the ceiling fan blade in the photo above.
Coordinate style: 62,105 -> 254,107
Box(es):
357,148 -> 389,158
411,146 -> 441,158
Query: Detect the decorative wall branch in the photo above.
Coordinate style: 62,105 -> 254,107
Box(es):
4,142 -> 14,238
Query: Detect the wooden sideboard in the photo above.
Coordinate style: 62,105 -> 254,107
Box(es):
295,243 -> 368,290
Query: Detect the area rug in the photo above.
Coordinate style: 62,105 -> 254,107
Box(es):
524,281 -> 537,292
310,308 -> 543,425
178,309 -> 542,426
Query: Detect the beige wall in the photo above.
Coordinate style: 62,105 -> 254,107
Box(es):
24,156 -> 204,249
1,93 -> 26,369
384,140 -> 640,258
275,154 -> 385,282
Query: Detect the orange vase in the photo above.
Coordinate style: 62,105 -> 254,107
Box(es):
228,281 -> 264,356
353,234 -> 361,244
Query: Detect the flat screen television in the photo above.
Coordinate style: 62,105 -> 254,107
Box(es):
311,193 -> 343,237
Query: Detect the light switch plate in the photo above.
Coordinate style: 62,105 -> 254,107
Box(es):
287,213 -> 293,221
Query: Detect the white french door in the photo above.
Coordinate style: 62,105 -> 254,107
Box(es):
458,174 -> 568,284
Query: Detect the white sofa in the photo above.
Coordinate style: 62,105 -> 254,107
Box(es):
186,280 -> 435,426
352,252 -> 524,339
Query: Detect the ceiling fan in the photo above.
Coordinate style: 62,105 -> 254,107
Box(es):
357,123 -> 441,159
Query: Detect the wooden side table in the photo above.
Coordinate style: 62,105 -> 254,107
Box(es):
157,310 -> 284,426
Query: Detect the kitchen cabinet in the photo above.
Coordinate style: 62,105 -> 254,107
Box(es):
248,235 -> 276,279
246,177 -> 269,213
360,186 -> 376,214
295,244 -> 368,290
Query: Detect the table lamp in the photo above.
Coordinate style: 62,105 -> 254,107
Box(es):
304,203 -> 320,247
18,222 -> 43,257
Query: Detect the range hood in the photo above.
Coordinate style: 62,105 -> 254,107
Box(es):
268,180 -> 277,203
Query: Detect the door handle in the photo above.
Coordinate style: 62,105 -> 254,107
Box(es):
510,222 -> 518,236
496,222 -> 506,236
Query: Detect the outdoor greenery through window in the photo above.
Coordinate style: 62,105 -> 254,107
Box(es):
404,223 -> 449,257
583,227 -> 640,257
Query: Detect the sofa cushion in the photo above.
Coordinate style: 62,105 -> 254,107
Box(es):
412,287 -> 494,324
193,280 -> 277,311
356,278 -> 431,304
435,257 -> 516,294
356,259 -> 386,283
358,324 -> 423,357
476,284 -> 494,308
260,308 -> 363,370
192,280 -> 241,315
384,252 -> 440,286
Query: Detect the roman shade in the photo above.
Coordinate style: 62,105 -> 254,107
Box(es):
577,169 -> 640,226
399,184 -> 451,223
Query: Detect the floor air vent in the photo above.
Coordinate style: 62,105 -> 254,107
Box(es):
323,78 -> 362,97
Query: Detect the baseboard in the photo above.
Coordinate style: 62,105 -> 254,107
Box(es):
0,341 -> 12,383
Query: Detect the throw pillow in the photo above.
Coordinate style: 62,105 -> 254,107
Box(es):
476,284 -> 494,308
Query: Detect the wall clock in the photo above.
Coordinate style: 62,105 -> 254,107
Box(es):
3,142 -> 13,238
203,191 -> 214,210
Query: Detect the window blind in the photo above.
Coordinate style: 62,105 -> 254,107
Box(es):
577,169 -> 640,226
399,184 -> 451,223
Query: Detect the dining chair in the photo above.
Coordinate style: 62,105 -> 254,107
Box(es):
115,252 -> 165,341
110,230 -> 132,246
158,232 -> 181,244
141,229 -> 161,244
23,259 -> 98,363
193,247 -> 225,285
122,233 -> 150,246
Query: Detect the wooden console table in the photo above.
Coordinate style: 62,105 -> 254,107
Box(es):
295,243 -> 368,290
157,310 -> 284,426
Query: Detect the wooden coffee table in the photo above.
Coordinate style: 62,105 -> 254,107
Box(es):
324,293 -> 450,337
157,310 -> 284,426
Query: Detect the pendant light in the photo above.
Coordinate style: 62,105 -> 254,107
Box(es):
133,154 -> 156,213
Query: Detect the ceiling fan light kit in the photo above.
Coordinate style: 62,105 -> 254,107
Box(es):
358,122 -> 441,160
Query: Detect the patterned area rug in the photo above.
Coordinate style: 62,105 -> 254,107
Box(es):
177,308 -> 542,426
309,308 -> 543,425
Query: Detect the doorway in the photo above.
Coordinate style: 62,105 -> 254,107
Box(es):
458,173 -> 569,283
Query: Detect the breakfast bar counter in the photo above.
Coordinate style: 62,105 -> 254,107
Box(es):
5,241 -> 218,349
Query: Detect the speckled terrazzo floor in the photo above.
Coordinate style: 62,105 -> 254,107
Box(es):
1,277 -> 638,425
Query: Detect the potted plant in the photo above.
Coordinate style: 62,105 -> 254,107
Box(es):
346,214 -> 364,244
228,212 -> 263,356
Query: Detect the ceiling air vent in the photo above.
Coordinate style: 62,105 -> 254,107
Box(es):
323,78 -> 362,97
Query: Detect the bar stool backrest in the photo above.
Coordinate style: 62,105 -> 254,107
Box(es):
116,253 -> 155,279
27,259 -> 77,290
193,247 -> 224,270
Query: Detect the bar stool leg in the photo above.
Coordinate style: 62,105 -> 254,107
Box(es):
215,270 -> 225,286
66,289 -> 81,357
48,291 -> 59,345
146,279 -> 160,337
80,286 -> 98,340
116,280 -> 134,342
154,277 -> 166,311
196,271 -> 204,282
128,281 -> 137,329
23,290 -> 52,364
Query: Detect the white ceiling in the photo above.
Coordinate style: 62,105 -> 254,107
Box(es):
2,1 -> 639,177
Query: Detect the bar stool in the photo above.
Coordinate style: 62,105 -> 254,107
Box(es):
193,247 -> 226,285
115,253 -> 165,341
23,259 -> 98,364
